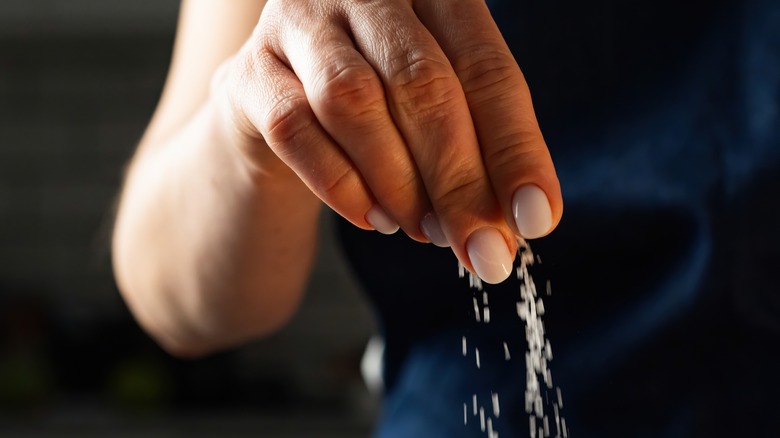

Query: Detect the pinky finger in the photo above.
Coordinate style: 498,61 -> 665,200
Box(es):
228,48 -> 380,231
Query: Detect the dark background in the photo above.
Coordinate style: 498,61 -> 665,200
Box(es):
0,1 -> 377,435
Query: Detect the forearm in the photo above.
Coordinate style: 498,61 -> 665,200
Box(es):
112,98 -> 322,357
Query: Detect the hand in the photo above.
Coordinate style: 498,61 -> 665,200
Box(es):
212,0 -> 562,284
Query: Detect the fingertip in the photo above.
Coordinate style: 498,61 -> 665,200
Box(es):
512,184 -> 553,239
421,212 -> 450,248
465,227 -> 513,284
365,205 -> 400,235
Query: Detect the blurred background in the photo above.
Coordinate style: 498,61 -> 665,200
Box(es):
0,1 -> 377,436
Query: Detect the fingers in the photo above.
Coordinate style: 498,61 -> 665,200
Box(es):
225,0 -> 560,284
225,44 -> 377,230
345,0 -> 518,282
415,0 -> 563,239
274,17 -> 430,241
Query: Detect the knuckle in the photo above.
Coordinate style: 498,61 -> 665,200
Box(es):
389,51 -> 460,121
261,93 -> 313,146
315,164 -> 359,203
378,167 -> 422,206
456,47 -> 517,97
430,167 -> 485,215
485,138 -> 549,183
315,63 -> 385,120
485,141 -> 537,172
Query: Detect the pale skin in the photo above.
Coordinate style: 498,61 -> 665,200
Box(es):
112,0 -> 563,357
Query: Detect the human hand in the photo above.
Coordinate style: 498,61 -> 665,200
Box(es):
212,0 -> 562,284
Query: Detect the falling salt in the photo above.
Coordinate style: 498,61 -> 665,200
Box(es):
515,238 -> 568,434
460,238 -> 567,437
464,403 -> 468,425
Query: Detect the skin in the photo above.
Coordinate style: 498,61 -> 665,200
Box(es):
112,0 -> 562,357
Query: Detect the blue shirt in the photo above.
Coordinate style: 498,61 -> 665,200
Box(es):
337,0 -> 780,435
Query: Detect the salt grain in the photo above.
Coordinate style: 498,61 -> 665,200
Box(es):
460,238 -> 568,437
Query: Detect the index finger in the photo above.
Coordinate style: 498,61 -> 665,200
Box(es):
415,0 -> 564,239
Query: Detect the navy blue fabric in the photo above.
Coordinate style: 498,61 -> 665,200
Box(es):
336,0 -> 780,436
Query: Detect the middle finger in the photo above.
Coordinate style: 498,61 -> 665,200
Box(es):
277,14 -> 431,242
345,0 -> 517,283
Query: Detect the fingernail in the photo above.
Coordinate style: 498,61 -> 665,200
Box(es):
421,213 -> 449,247
512,185 -> 553,239
466,227 -> 512,284
366,205 -> 400,235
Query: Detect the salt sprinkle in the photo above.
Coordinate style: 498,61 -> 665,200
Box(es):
460,238 -> 568,437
